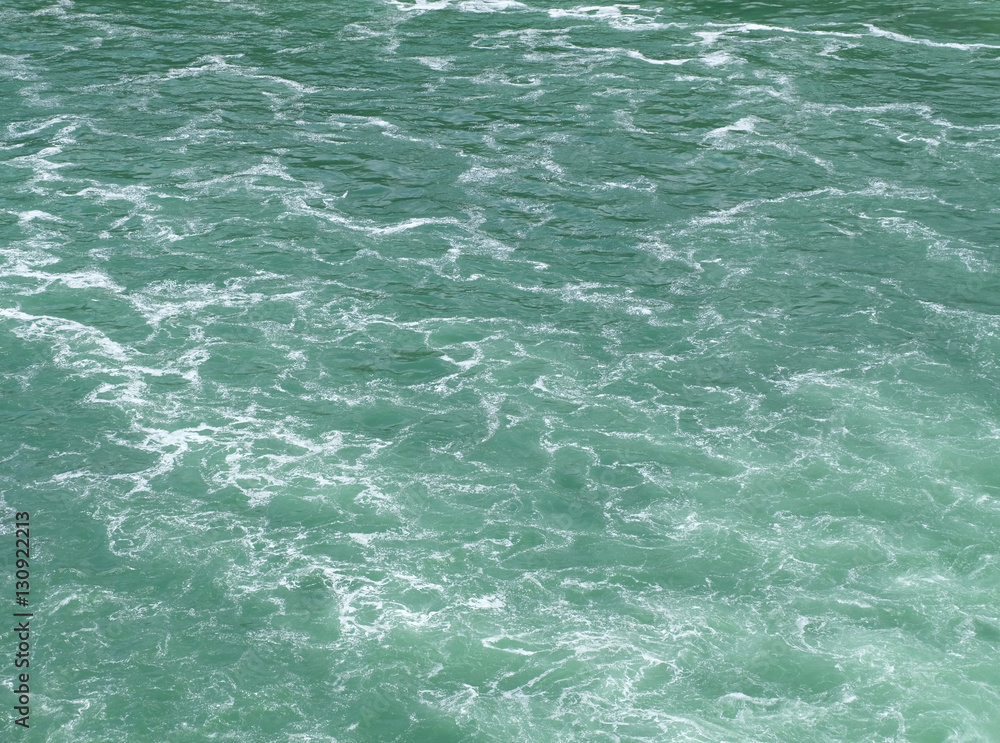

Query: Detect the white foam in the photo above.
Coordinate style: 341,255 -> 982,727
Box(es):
864,24 -> 1000,51
878,216 -> 992,273
473,70 -> 543,90
467,595 -> 506,610
697,22 -> 863,43
0,307 -> 129,362
457,164 -> 517,183
168,55 -> 317,93
458,0 -> 527,11
482,636 -> 536,655
388,0 -> 526,12
721,692 -> 782,705
596,176 -> 656,192
415,56 -> 455,71
0,54 -> 37,81
283,191 -> 465,237
16,210 -> 65,225
446,231 -> 516,261
348,533 -> 378,547
549,5 -> 624,20
73,183 -> 154,210
704,115 -> 761,140
7,146 -> 72,190
323,114 -> 441,146
61,270 -> 123,291
6,115 -> 80,139
30,0 -> 73,17
79,54 -> 316,97
700,50 -> 736,67
386,0 -> 450,10
372,216 -> 465,235
626,50 -> 690,66
636,238 -> 703,272
126,278 -> 269,328
547,4 -> 680,30
819,40 -> 860,58
687,191 -> 813,226
693,30 -> 726,45
772,141 -> 836,172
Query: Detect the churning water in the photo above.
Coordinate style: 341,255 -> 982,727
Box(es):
2,0 -> 999,740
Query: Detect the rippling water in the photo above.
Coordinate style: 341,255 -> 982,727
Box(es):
2,1 -> 999,740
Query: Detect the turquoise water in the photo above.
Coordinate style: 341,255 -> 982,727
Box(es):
2,0 -> 999,740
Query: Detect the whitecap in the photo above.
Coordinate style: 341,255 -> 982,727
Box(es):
457,0 -> 527,11
704,115 -> 762,140
467,595 -> 506,610
547,4 -> 679,30
386,0 -> 451,10
457,164 -> 517,183
7,146 -> 73,189
700,50 -> 736,67
482,636 -> 536,654
697,22 -> 863,42
626,50 -> 690,65
415,56 -> 455,70
865,24 -> 1000,51
16,210 -> 65,225
0,307 -> 129,362
0,54 -> 37,81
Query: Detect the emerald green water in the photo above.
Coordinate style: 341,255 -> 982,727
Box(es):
1,1 -> 999,740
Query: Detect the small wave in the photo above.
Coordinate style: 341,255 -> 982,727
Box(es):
388,0 -> 527,12
864,24 -> 1000,51
626,50 -> 690,66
